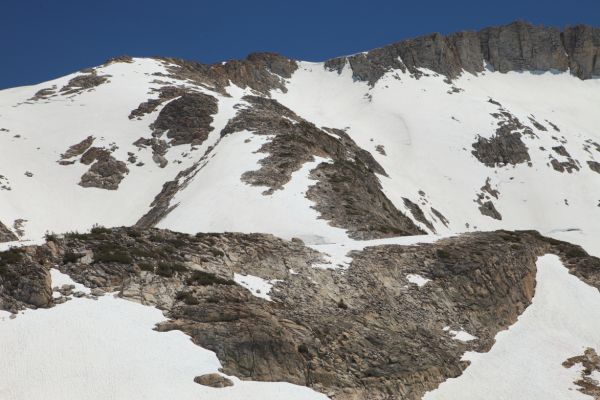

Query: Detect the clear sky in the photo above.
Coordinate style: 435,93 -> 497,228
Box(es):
2,0 -> 599,89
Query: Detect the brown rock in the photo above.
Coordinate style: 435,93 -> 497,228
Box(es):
193,374 -> 233,388
61,136 -> 95,160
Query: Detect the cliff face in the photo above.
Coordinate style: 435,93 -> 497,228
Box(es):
325,21 -> 600,83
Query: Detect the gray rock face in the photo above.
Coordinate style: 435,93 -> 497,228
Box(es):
479,22 -> 568,73
80,147 -> 112,165
308,160 -> 425,239
471,103 -> 533,167
151,92 -> 218,146
325,32 -> 472,85
563,25 -> 600,79
325,21 -> 600,85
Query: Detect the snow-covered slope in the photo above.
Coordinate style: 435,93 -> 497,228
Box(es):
0,54 -> 599,257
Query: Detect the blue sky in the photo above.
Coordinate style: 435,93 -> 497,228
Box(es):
2,0 -> 599,89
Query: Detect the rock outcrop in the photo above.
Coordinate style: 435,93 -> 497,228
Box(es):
221,96 -> 424,239
151,92 -> 218,146
79,155 -> 129,190
0,246 -> 52,312
472,105 -> 533,167
157,52 -> 298,95
59,70 -> 111,95
472,131 -> 530,167
588,160 -> 600,174
61,136 -> 95,160
325,21 -> 600,84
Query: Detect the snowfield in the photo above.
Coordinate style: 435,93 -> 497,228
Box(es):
425,254 -> 600,400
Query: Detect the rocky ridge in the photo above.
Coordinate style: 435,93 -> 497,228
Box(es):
325,21 -> 600,84
1,228 -> 598,399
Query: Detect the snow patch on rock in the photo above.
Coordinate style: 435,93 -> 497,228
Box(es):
234,273 -> 281,301
406,273 -> 430,287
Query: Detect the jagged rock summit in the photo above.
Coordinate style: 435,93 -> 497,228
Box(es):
0,20 -> 599,400
326,20 -> 600,83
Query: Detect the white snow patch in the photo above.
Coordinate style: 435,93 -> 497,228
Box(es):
425,254 -> 600,400
233,273 -> 281,301
442,326 -> 477,342
0,238 -> 45,252
546,227 -> 600,258
309,234 -> 447,269
406,274 -> 430,287
50,268 -> 90,294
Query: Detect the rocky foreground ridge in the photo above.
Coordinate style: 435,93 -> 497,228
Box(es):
1,227 -> 598,399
